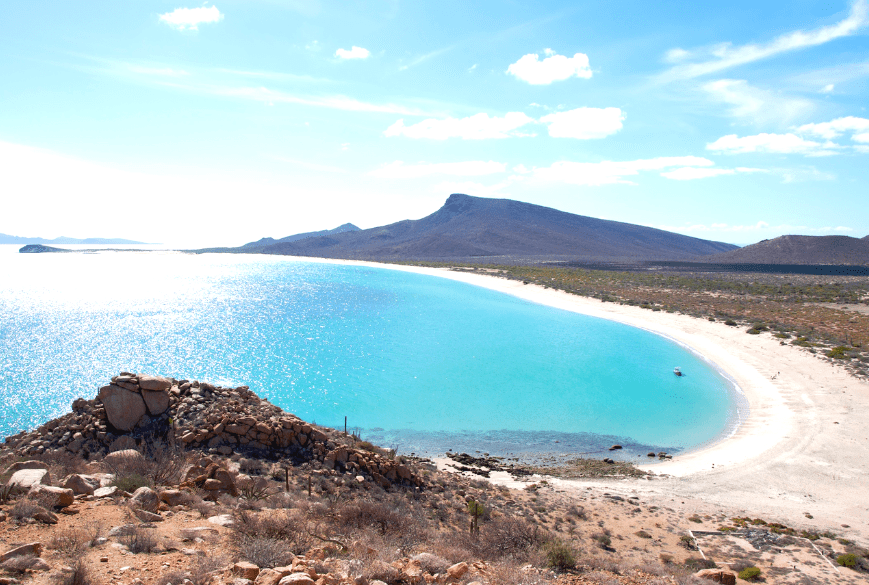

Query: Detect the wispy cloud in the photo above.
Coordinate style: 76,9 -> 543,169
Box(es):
661,166 -> 766,180
335,46 -> 370,60
702,79 -> 814,125
159,5 -> 224,31
369,160 -> 506,179
539,107 -> 625,139
707,133 -> 839,156
506,49 -> 592,84
797,116 -> 869,139
384,113 -> 535,140
530,156 -> 715,186
661,0 -> 869,80
398,45 -> 456,71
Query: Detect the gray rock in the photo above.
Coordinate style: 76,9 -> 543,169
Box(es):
207,514 -> 234,527
179,527 -> 219,541
108,524 -> 138,538
130,486 -> 160,513
278,575 -> 316,585
62,474 -> 99,495
138,374 -> 172,392
93,486 -> 118,498
27,485 -> 74,508
141,389 -> 170,415
133,509 -> 163,522
103,449 -> 144,469
0,543 -> 42,562
7,469 -> 51,493
98,385 -> 147,432
158,489 -> 185,506
2,460 -> 48,475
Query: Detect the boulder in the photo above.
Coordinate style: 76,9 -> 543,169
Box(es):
278,574 -> 316,585
0,542 -> 42,562
98,385 -> 147,431
133,509 -> 163,522
28,485 -> 75,508
159,489 -> 185,506
695,569 -> 736,585
234,562 -> 260,580
7,468 -> 52,493
62,474 -> 99,495
33,509 -> 58,524
141,389 -> 170,415
93,486 -> 118,498
104,449 -> 145,469
208,514 -> 234,527
138,374 -> 172,391
447,562 -> 469,579
130,486 -> 160,513
3,460 -> 48,475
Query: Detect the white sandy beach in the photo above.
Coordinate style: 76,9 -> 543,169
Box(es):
307,258 -> 869,541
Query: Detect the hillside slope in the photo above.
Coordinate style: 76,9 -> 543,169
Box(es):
258,194 -> 737,262
702,235 -> 869,265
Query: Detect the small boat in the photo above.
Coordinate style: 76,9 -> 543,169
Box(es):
673,367 -> 683,376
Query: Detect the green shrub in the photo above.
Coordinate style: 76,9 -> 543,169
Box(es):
591,532 -> 611,548
544,539 -> 576,572
112,473 -> 151,493
738,566 -> 761,580
635,530 -> 652,539
724,319 -> 737,326
827,346 -> 850,359
837,553 -> 857,568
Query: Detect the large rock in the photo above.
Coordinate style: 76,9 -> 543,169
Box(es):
695,569 -> 737,585
130,486 -> 160,513
138,374 -> 172,391
447,562 -> 469,579
104,449 -> 145,469
28,485 -> 75,507
62,474 -> 99,495
141,389 -> 170,415
234,562 -> 260,580
3,460 -> 48,475
7,468 -> 52,493
98,385 -> 147,431
0,542 -> 42,562
278,574 -> 316,585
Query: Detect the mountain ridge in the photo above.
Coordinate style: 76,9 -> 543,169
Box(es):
251,193 -> 738,262
699,234 -> 869,266
0,233 -> 148,245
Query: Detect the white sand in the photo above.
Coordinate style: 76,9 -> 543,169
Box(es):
290,257 -> 869,539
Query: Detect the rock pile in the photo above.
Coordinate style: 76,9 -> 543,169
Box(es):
2,373 -> 423,489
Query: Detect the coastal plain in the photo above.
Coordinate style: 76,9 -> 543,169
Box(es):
324,259 -> 869,543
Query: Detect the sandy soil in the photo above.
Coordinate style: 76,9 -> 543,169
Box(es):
301,258 -> 869,545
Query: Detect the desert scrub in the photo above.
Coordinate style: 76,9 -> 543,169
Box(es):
111,472 -> 151,493
591,532 -> 612,549
837,553 -> 857,568
635,530 -> 652,539
827,346 -> 851,359
543,539 -> 576,572
738,566 -> 762,581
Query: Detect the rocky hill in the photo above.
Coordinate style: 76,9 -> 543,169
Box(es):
209,194 -> 737,263
0,373 -> 865,585
700,235 -> 869,266
240,224 -> 361,251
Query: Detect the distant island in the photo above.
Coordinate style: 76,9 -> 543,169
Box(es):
0,233 -> 149,245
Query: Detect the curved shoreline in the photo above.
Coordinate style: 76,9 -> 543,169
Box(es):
274,255 -> 869,537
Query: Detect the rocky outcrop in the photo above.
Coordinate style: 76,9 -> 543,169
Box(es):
2,372 -> 424,490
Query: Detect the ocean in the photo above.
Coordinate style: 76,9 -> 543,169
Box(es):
0,246 -> 740,461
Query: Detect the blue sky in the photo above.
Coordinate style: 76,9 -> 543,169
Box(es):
1,1 -> 867,247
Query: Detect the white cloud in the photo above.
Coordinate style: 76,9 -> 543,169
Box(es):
384,112 -> 534,140
706,133 -> 837,156
853,132 -> 869,143
702,79 -> 814,125
661,166 -> 766,180
797,116 -> 869,139
369,160 -> 506,179
159,6 -> 224,31
661,0 -> 869,80
821,83 -> 835,93
539,107 -> 625,139
531,156 -> 714,186
506,50 -> 592,84
335,46 -> 370,60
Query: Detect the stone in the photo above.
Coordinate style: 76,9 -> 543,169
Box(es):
158,489 -> 185,506
137,374 -> 172,391
28,485 -> 75,507
447,562 -> 469,579
108,524 -> 138,538
7,469 -> 51,493
0,543 -> 42,563
104,449 -> 145,468
278,574 -> 316,585
234,562 -> 261,580
98,385 -> 147,432
93,486 -> 118,498
130,486 -> 160,513
412,553 -> 450,574
179,527 -> 219,541
61,474 -> 99,495
133,509 -> 163,522
208,514 -> 234,527
141,389 -> 170,415
33,509 -> 58,524
3,460 -> 48,475
695,569 -> 736,585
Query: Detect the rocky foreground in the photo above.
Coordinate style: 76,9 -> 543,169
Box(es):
0,374 -> 866,585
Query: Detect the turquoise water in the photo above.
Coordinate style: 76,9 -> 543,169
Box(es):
0,246 -> 739,459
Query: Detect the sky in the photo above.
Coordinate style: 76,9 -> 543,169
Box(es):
1,1 -> 868,247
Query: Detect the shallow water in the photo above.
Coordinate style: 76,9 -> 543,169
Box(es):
0,245 -> 739,459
